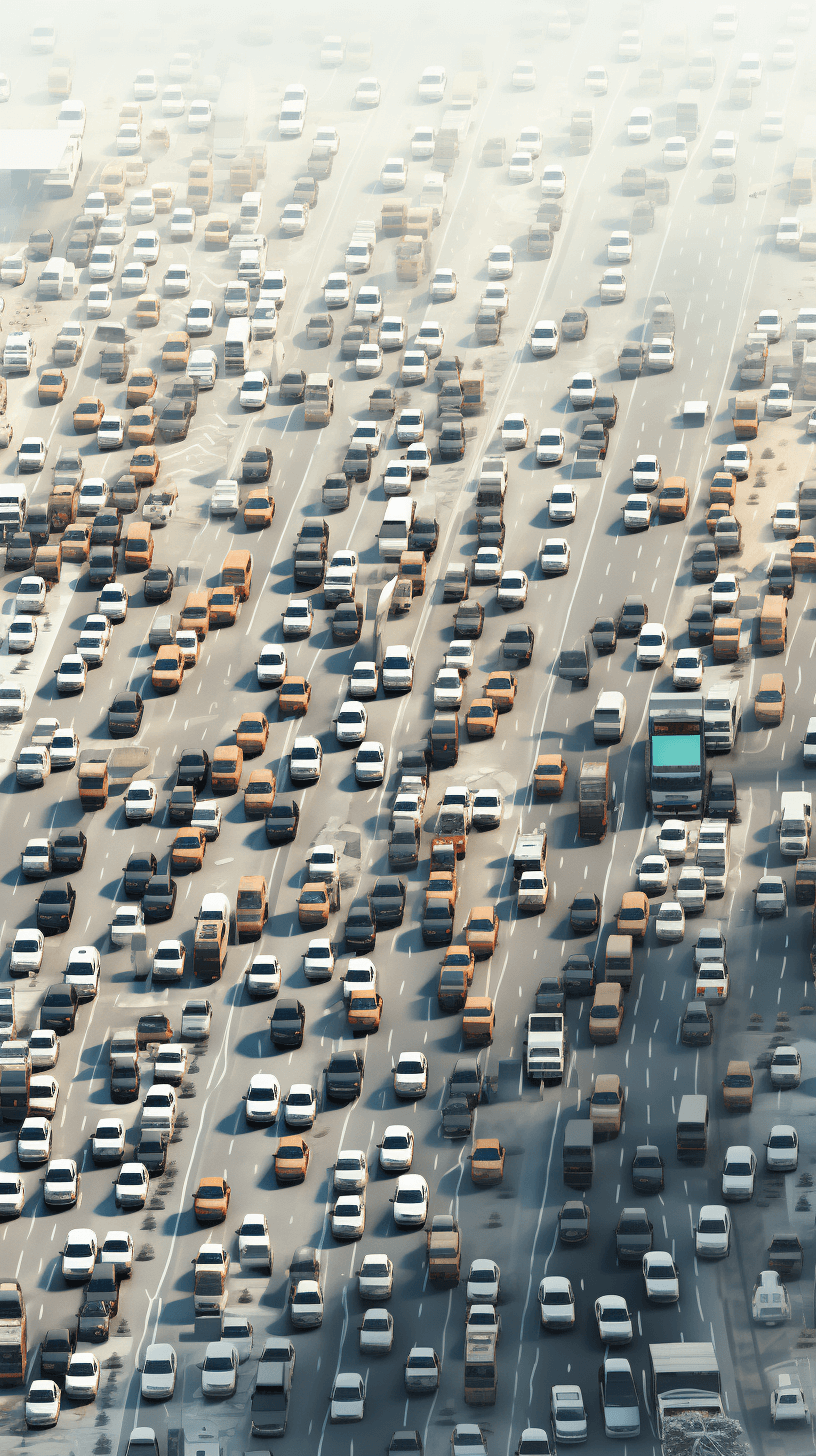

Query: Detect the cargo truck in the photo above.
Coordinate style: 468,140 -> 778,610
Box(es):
0,1281 -> 26,1383
646,693 -> 705,816
648,1343 -> 722,1438
695,819 -> 730,895
577,758 -> 613,839
703,682 -> 740,752
464,1327 -> 497,1405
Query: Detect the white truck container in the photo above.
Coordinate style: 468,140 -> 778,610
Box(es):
779,791 -> 812,857
44,137 -> 82,196
703,681 -> 741,752
525,1012 -> 567,1084
695,819 -> 730,895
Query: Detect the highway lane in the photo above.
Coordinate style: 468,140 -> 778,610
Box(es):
1,5 -> 816,1456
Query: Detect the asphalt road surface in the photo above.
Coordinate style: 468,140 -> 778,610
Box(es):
0,4 -> 815,1456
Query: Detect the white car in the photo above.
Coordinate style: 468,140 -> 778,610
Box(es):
752,1270 -> 790,1326
695,959 -> 729,1002
711,130 -> 738,164
401,351 -> 428,384
412,125 -> 436,158
722,1145 -> 756,1200
539,1276 -> 576,1328
237,1213 -> 272,1270
26,1380 -> 61,1427
721,444 -> 751,479
663,136 -> 688,166
770,1045 -> 801,1087
595,1294 -> 632,1343
619,29 -> 642,57
473,547 -> 503,584
497,570 -> 529,607
530,321 -> 559,357
17,1117 -> 51,1165
255,645 -> 286,688
133,231 -> 160,265
356,343 -> 383,376
130,191 -> 156,223
628,108 -> 652,141
43,1158 -> 79,1207
29,1030 -> 59,1070
517,125 -> 543,157
349,661 -> 378,699
188,99 -> 212,129
89,246 -> 117,280
431,267 -> 457,301
396,408 -> 424,444
8,617 -> 37,653
0,1173 -> 25,1217
330,1372 -> 366,1421
382,646 -> 414,692
608,231 -> 633,262
164,265 -> 190,296
766,1125 -> 798,1171
551,1384 -> 588,1442
502,413 -> 529,448
414,320 -> 444,355
280,204 -> 307,234
332,1194 -> 366,1240
64,946 -> 101,1000
360,1310 -> 394,1354
110,904 -> 144,946
181,999 -> 213,1040
141,1344 -> 177,1400
284,1083 -> 317,1128
673,649 -> 703,688
324,272 -> 350,308
569,372 -> 596,407
766,383 -> 793,417
355,77 -> 381,105
279,102 -> 306,137
771,1374 -> 810,1425
391,1173 -> 429,1226
245,1073 -> 281,1125
600,268 -> 626,302
201,1340 -> 238,1397
125,780 -> 157,821
358,1254 -> 394,1300
117,124 -> 141,153
240,371 -> 269,410
355,740 -> 385,784
15,577 -> 47,614
86,283 -> 113,314
695,1204 -> 731,1258
245,956 -> 281,999
549,488 -> 577,523
623,494 -> 652,531
649,337 -> 675,370
468,1259 -> 501,1304
777,216 -> 803,247
710,574 -> 740,612
381,156 -> 407,189
508,151 -> 533,182
378,1126 -> 414,1172
393,1051 -> 428,1098
282,598 -> 313,636
10,930 -> 44,974
55,654 -> 87,694
638,853 -> 670,892
637,624 -> 668,665
488,245 -> 514,278
121,263 -> 148,294
445,641 -> 474,675
677,867 -> 707,912
540,164 -> 566,196
162,85 -> 185,116
149,941 -> 185,984
336,701 -> 368,743
642,1252 -> 680,1303
434,668 -> 464,707
536,429 -> 565,465
84,192 -> 108,219
62,1228 -> 98,1281
512,60 -> 537,88
334,1151 -> 368,1191
655,902 -> 685,942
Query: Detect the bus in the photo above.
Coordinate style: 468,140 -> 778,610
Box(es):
646,693 -> 705,817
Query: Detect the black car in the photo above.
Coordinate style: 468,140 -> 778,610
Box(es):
88,546 -> 117,587
767,1232 -> 804,1279
177,750 -> 209,790
618,342 -> 646,377
482,136 -> 506,165
569,893 -> 601,933
110,1061 -> 140,1102
144,565 -> 174,602
108,691 -> 143,737
434,356 -> 464,386
158,402 -> 194,440
537,200 -> 562,231
86,1267 -> 120,1315
52,830 -> 87,872
279,369 -> 306,402
409,515 -> 439,558
143,874 -> 177,920
558,637 -> 591,686
477,514 -> 505,551
341,324 -> 368,360
91,509 -> 123,546
293,175 -> 319,206
563,953 -> 596,996
342,444 -> 372,481
332,601 -> 363,642
241,448 -> 273,483
616,1208 -> 653,1262
325,1050 -> 364,1102
77,1300 -> 110,1343
688,604 -> 715,646
594,391 -> 618,426
370,877 -> 406,927
768,557 -> 795,598
36,884 -> 77,935
29,228 -> 53,259
168,784 -> 196,821
41,1327 -> 76,1379
714,517 -> 742,555
369,386 -> 396,414
441,1097 -> 473,1138
706,771 -> 737,821
561,307 -> 588,341
698,513 -> 722,555
170,376 -> 199,412
439,420 -> 466,460
5,533 -> 35,571
591,616 -> 617,654
345,899 -> 377,951
454,600 -> 484,638
269,997 -> 305,1048
535,976 -> 565,1013
389,1434 -> 423,1456
388,826 -> 420,869
681,1001 -> 713,1045
67,233 -> 94,266
40,985 -> 78,1032
558,1199 -> 590,1243
449,1056 -> 482,1108
265,800 -> 299,844
502,624 -> 535,665
123,852 -> 157,897
617,595 -> 648,634
631,1144 -> 665,1194
135,1128 -> 169,1173
579,415 -> 609,457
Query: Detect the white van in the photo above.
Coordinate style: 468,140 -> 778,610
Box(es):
224,318 -> 251,373
37,258 -> 77,300
378,498 -> 416,561
780,792 -> 812,857
3,333 -> 35,373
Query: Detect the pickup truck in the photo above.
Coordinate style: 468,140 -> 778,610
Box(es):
426,1213 -> 461,1281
